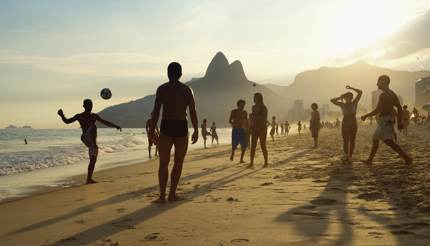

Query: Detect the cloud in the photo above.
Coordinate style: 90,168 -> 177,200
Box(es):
378,10 -> 430,59
0,52 -> 171,77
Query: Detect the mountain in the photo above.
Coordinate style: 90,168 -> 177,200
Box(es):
268,62 -> 430,109
98,52 -> 287,127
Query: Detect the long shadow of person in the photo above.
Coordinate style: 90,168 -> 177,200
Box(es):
358,163 -> 430,246
6,163 -> 237,236
274,161 -> 354,245
47,167 -> 260,246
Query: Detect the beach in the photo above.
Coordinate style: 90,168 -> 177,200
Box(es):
1,125 -> 430,245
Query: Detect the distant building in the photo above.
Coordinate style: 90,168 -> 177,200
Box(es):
292,99 -> 304,121
416,76 -> 430,108
320,104 -> 330,120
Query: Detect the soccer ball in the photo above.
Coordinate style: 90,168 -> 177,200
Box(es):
100,88 -> 112,100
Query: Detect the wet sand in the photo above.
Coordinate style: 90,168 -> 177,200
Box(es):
1,125 -> 430,245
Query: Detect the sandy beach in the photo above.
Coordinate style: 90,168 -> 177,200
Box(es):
1,125 -> 430,246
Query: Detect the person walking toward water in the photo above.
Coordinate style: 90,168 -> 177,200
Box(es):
229,99 -> 249,163
330,85 -> 362,162
146,116 -> 159,159
309,103 -> 321,148
210,122 -> 219,145
58,99 -> 121,184
297,121 -> 302,136
270,116 -> 277,141
201,119 -> 209,149
361,75 -> 412,165
149,62 -> 199,203
249,93 -> 269,168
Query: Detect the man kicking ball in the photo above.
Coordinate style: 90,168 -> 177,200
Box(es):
58,99 -> 122,184
361,75 -> 412,165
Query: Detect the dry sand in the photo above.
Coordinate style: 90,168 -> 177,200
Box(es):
1,125 -> 430,246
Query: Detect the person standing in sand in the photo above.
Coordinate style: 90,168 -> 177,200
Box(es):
297,121 -> 302,136
229,99 -> 249,163
201,119 -> 209,149
146,116 -> 159,159
330,85 -> 362,162
270,116 -> 277,141
58,99 -> 122,184
210,122 -> 219,145
402,105 -> 411,135
149,62 -> 199,203
361,75 -> 412,165
249,93 -> 269,168
309,103 -> 321,148
285,121 -> 290,136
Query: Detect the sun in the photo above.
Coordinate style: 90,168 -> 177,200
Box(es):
327,0 -> 410,58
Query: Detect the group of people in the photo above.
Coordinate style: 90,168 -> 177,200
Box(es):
57,61 -> 413,203
201,119 -> 219,148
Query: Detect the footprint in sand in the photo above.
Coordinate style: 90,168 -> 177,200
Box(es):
310,198 -> 337,206
74,219 -> 86,224
117,208 -> 126,213
144,232 -> 161,241
260,182 -> 273,186
230,238 -> 250,244
356,192 -> 384,201
226,197 -> 240,202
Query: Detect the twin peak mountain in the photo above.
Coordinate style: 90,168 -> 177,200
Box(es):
98,52 -> 284,127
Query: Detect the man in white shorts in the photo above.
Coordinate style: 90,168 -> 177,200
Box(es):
361,75 -> 412,165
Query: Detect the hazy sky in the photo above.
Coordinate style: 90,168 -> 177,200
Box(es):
1,0 -> 430,128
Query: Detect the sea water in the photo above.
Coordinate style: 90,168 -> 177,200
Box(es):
0,128 -> 232,200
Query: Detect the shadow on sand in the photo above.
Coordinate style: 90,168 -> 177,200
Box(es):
8,163 -> 237,236
275,160 -> 354,245
49,167 -> 259,245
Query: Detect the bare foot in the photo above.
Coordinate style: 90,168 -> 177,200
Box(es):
240,160 -> 246,163
152,197 -> 166,204
247,164 -> 254,169
230,156 -> 234,161
168,195 -> 184,202
361,159 -> 372,165
263,163 -> 268,168
86,179 -> 98,184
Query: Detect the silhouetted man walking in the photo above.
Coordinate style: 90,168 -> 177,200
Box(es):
361,75 -> 412,165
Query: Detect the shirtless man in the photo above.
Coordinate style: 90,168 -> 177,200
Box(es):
146,116 -> 159,159
58,99 -> 121,184
201,119 -> 209,149
361,75 -> 412,165
229,99 -> 249,163
150,62 -> 199,203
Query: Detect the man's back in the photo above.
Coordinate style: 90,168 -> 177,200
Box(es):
157,82 -> 193,121
378,90 -> 399,116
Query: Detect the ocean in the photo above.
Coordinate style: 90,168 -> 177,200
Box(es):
0,128 -> 232,200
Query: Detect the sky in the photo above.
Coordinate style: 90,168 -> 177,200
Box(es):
1,0 -> 430,128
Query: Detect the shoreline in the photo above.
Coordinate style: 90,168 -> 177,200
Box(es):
0,143 -> 230,204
